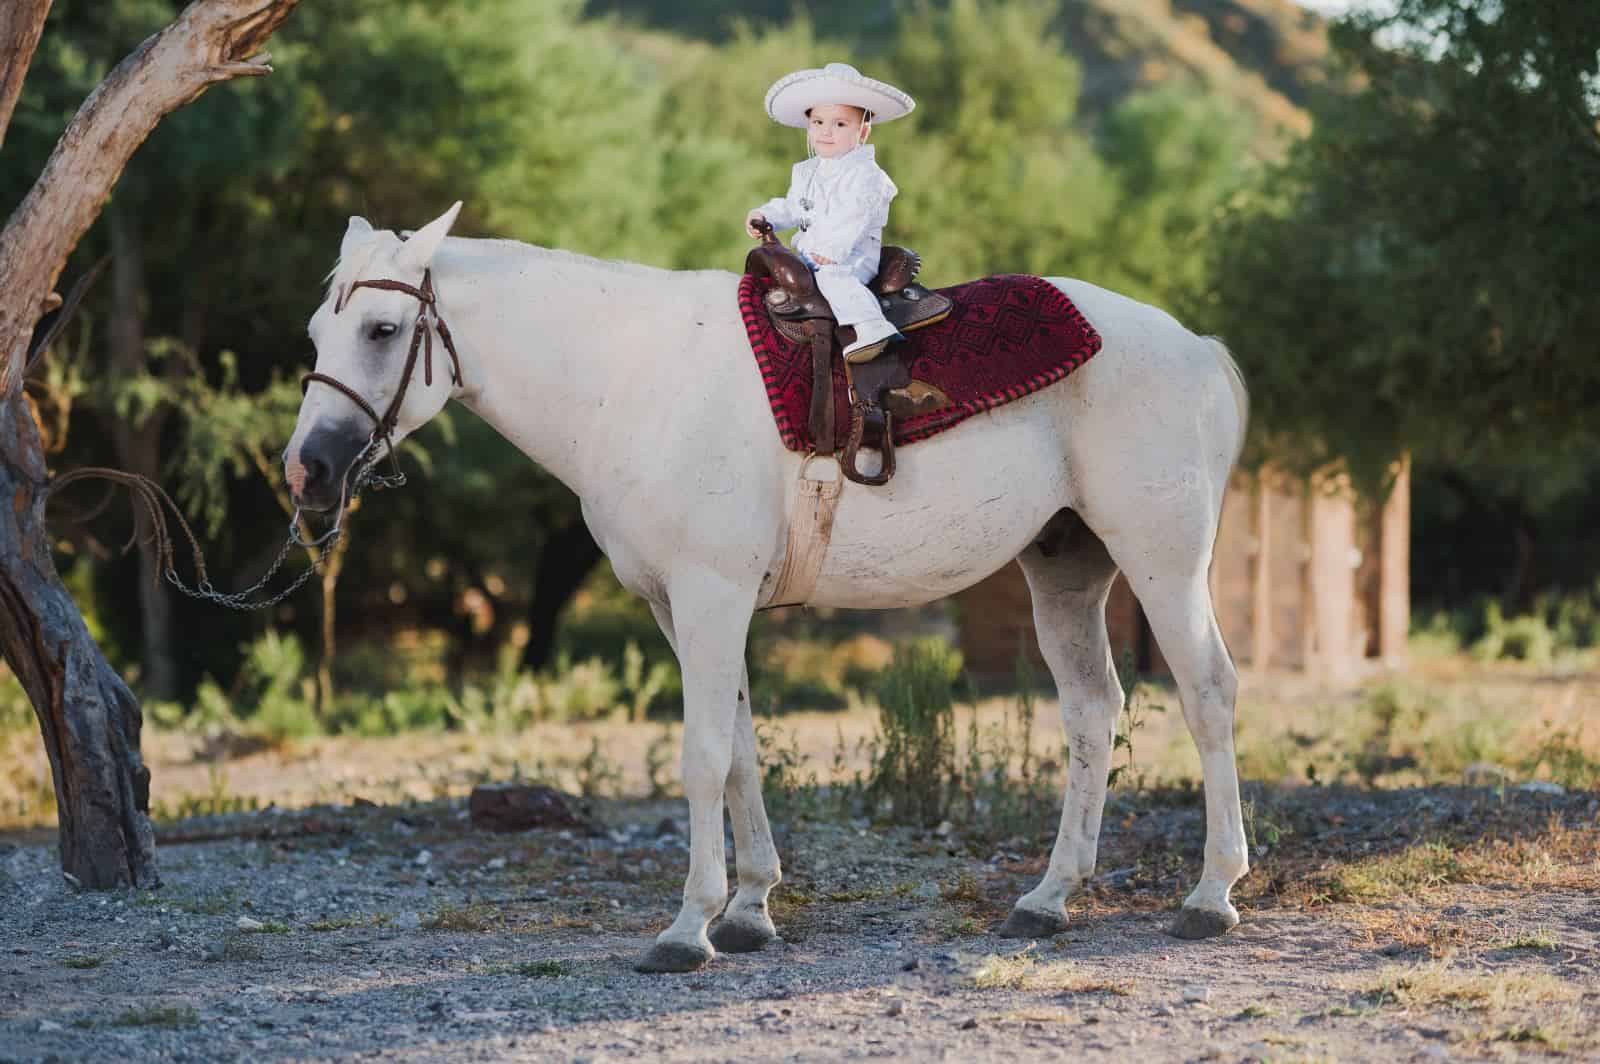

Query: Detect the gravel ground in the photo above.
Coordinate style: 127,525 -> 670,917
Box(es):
2,785 -> 1598,1063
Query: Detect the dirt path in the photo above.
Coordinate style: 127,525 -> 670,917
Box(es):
2,785 -> 1597,1063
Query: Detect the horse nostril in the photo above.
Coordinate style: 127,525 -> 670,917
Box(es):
303,455 -> 331,492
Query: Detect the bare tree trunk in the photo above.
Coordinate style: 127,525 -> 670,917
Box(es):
520,519 -> 603,672
1,390 -> 157,888
316,521 -> 352,715
0,2 -> 53,152
0,0 -> 300,890
107,203 -> 179,700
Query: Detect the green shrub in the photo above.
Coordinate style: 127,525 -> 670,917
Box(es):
555,569 -> 680,706
868,638 -> 962,827
1470,603 -> 1556,665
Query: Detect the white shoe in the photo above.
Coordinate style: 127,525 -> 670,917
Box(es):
843,319 -> 901,363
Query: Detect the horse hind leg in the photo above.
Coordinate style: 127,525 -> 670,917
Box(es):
1115,537 -> 1248,938
998,509 -> 1124,938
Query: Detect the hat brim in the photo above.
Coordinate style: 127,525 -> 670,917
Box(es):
765,70 -> 914,129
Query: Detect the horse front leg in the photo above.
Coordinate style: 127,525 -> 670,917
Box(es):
635,573 -> 757,974
647,604 -> 781,955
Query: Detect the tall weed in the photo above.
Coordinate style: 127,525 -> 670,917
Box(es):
867,638 -> 961,827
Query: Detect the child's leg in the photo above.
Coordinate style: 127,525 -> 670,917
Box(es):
814,266 -> 898,360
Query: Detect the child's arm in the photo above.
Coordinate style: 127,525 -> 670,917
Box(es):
747,163 -> 806,235
803,166 -> 896,265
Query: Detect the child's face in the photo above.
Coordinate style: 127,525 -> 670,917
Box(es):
807,104 -> 869,159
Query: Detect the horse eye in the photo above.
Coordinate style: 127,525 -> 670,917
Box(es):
368,322 -> 398,341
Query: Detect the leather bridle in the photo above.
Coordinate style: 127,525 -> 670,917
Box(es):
300,267 -> 463,498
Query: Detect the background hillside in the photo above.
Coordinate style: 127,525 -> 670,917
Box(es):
587,0 -> 1330,135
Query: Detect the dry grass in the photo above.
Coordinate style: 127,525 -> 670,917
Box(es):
1455,816 -> 1600,891
967,952 -> 1132,995
309,913 -> 394,932
1339,908 -> 1473,958
1349,962 -> 1600,1055
1319,841 -> 1468,903
423,902 -> 501,932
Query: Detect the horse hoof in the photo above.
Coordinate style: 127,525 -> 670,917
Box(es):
709,916 -> 778,954
995,906 -> 1069,939
634,940 -> 713,973
1168,906 -> 1238,940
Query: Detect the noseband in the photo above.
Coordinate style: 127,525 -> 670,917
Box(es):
299,267 -> 463,521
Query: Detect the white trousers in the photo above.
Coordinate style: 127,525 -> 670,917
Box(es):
810,260 -> 890,330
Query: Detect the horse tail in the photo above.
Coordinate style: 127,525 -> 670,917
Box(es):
1204,336 -> 1249,469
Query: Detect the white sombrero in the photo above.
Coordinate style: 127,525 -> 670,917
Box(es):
764,62 -> 915,129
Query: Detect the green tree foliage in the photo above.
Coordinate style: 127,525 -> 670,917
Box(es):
1201,0 -> 1600,488
880,0 -> 1117,283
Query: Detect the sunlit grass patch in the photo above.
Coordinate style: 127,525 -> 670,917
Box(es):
424,902 -> 501,932
1320,841 -> 1468,903
1356,963 -> 1578,1012
990,1007 -> 1077,1025
107,1004 -> 200,1028
309,913 -> 394,932
1350,962 -> 1596,1056
966,952 -> 1130,995
1498,928 -> 1559,952
1342,908 -> 1470,958
61,955 -> 103,969
1234,1003 -> 1278,1020
240,920 -> 290,934
136,887 -> 239,916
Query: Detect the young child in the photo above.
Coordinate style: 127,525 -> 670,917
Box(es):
746,62 -> 915,362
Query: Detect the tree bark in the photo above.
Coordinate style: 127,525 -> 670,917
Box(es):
107,203 -> 179,700
0,0 -> 300,890
0,2 -> 52,152
1,390 -> 157,888
521,520 -> 603,671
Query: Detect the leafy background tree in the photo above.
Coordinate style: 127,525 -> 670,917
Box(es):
1199,0 -> 1600,605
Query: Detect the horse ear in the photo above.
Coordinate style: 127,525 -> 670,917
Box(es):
395,201 -> 463,273
341,216 -> 374,261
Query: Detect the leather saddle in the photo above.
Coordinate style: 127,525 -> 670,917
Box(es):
744,221 -> 954,485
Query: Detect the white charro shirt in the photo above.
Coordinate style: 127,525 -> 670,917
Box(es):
755,144 -> 898,278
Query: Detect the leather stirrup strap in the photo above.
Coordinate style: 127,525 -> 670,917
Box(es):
807,322 -> 835,455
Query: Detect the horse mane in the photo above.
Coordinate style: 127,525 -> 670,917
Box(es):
469,238 -> 677,280
324,229 -> 698,306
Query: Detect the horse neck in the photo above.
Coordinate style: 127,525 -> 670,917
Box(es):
444,240 -> 717,495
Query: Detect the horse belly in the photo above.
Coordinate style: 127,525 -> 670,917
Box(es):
803,393 -> 1071,609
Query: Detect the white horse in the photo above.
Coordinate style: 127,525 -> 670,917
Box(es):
285,203 -> 1251,973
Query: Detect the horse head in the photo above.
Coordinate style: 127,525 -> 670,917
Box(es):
285,201 -> 464,513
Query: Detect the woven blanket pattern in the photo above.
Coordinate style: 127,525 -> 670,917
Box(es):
739,273 -> 1102,452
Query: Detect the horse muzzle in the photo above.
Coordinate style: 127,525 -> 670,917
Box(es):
286,421 -> 369,514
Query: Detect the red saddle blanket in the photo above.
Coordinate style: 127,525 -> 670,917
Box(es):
738,273 -> 1102,452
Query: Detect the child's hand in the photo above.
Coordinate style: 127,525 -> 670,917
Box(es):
745,210 -> 767,239
811,254 -> 835,265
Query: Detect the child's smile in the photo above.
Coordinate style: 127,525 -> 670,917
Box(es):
807,103 -> 869,159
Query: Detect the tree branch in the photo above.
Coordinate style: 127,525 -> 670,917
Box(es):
0,0 -> 52,151
0,0 -> 300,397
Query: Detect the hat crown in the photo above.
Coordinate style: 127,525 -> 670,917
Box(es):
764,64 -> 915,129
